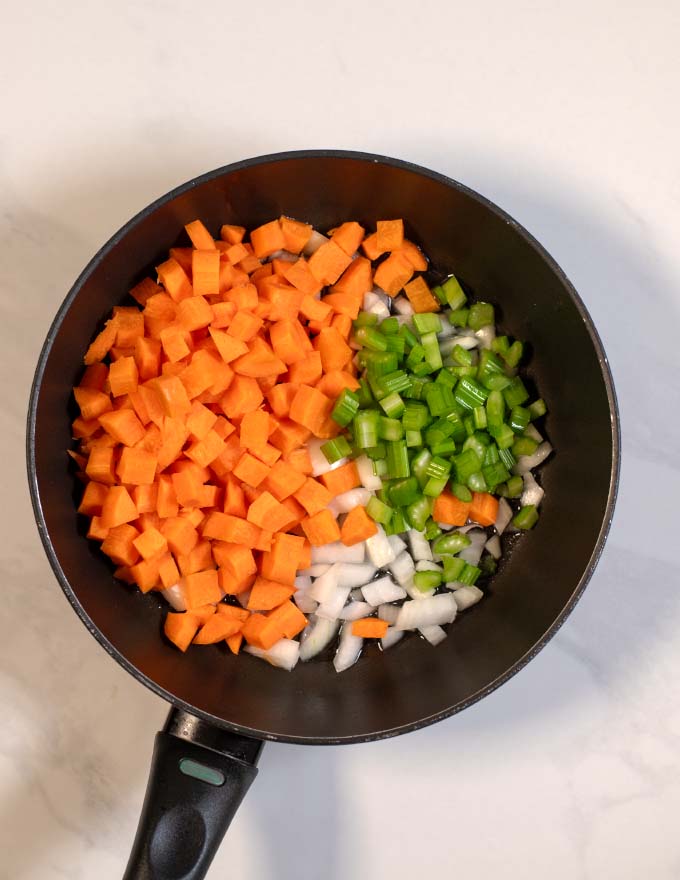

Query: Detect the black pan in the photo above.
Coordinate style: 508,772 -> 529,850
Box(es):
26,150 -> 619,880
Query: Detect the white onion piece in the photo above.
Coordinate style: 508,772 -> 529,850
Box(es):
361,576 -> 406,606
236,590 -> 251,608
310,542 -> 365,565
513,442 -> 553,475
403,577 -> 434,599
299,617 -> 340,660
453,585 -> 484,610
161,584 -> 186,611
302,565 -> 330,578
387,534 -> 407,556
294,592 -> 319,614
419,624 -> 447,646
308,564 -> 340,603
475,324 -> 496,350
246,638 -> 300,670
408,529 -> 433,561
266,249 -> 297,262
356,455 -> 382,491
371,286 -> 391,305
521,472 -> 545,508
381,627 -> 404,649
436,315 -> 457,338
458,530 -> 486,566
294,574 -> 312,591
328,488 -> 372,515
484,534 -> 502,559
316,584 -> 353,620
524,423 -> 543,443
334,622 -> 363,672
392,295 -> 414,316
389,551 -> 416,586
365,525 -> 396,568
336,563 -> 378,588
443,581 -> 464,591
363,291 -> 390,319
350,587 -> 364,601
395,594 -> 458,630
338,601 -> 374,621
306,438 -> 343,476
435,521 -> 454,531
377,603 -> 400,624
415,560 -> 443,573
303,230 -> 328,256
457,523 -> 481,533
494,497 -> 513,535
451,334 -> 479,350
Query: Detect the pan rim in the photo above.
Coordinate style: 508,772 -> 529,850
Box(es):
26,149 -> 621,745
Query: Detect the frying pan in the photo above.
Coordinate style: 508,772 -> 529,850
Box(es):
26,150 -> 620,880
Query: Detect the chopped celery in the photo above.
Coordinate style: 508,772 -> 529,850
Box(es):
366,495 -> 393,525
321,435 -> 353,463
513,505 -> 539,529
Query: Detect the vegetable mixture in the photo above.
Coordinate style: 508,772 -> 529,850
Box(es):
70,216 -> 551,672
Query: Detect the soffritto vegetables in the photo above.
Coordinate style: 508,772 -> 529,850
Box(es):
70,215 -> 552,672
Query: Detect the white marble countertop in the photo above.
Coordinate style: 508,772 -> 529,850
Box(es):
2,2 -> 679,878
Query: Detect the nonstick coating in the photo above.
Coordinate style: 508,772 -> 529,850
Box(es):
27,151 -> 619,744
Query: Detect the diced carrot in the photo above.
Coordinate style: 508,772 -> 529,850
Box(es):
250,264 -> 273,283
130,277 -> 163,306
169,247 -> 194,275
469,492 -> 499,527
361,232 -> 383,260
85,446 -> 117,485
432,491 -> 470,526
263,460 -> 306,501
191,251 -> 220,297
227,311 -> 264,343
184,219 -> 215,250
218,562 -> 257,596
161,516 -> 199,557
315,370 -> 360,398
288,352 -> 323,386
280,216 -> 313,253
283,260 -> 323,296
117,447 -> 157,485
134,336 -> 162,381
233,452 -> 270,487
397,239 -> 428,271
331,221 -> 365,255
340,506 -> 378,546
153,375 -> 192,418
157,258 -> 193,302
246,492 -> 297,532
320,461 -> 360,496
403,275 -> 440,313
330,313 -> 353,341
113,307 -> 145,348
301,509 -> 341,545
101,523 -> 140,566
186,401 -> 218,440
258,601 -> 307,648
269,419 -> 311,455
239,409 -> 269,452
315,326 -> 352,372
164,612 -> 201,652
351,618 -> 389,639
157,416 -> 190,471
220,224 -> 246,244
225,632 -> 244,654
74,386 -> 112,421
308,240 -> 353,285
269,319 -> 308,365
133,526 -> 168,561
260,532 -> 305,584
183,569 -> 221,609
247,576 -> 295,611
294,477 -> 333,516
176,540 -> 213,576
191,604 -> 219,625
193,615 -> 242,644
225,283 -> 258,311
80,362 -> 108,391
132,483 -> 158,514
223,477 -> 247,517
265,383 -> 298,419
177,293 -> 214,330
158,553 -> 181,588
84,318 -> 118,365
216,604 -> 250,622
250,220 -> 286,259
283,446 -> 313,475
159,325 -> 191,363
100,486 -> 138,528
299,294 -> 332,323
321,291 -> 363,320
78,481 -> 109,516
376,219 -> 404,252
289,385 -> 333,434
185,430 -> 227,468
232,341 -> 286,379
211,301 -> 236,328
373,251 -> 414,296
202,512 -> 261,548
240,613 -> 269,648
171,468 -> 204,508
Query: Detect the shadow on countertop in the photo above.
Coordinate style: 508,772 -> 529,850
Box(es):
2,136 -> 678,879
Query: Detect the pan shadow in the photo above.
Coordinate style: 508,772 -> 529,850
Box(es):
3,136 -> 677,879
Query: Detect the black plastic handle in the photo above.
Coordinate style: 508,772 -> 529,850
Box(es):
123,708 -> 264,880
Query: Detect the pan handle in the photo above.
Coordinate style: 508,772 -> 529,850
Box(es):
122,707 -> 263,880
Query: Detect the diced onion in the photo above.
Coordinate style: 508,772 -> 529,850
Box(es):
356,454 -> 383,490
452,586 -> 484,610
386,534 -> 407,557
419,624 -> 447,646
246,638 -> 300,671
392,295 -> 414,316
377,603 -> 400,624
361,576 -> 407,606
303,230 -> 328,256
365,525 -> 396,568
513,442 -> 553,475
521,471 -> 545,508
334,622 -> 363,672
475,324 -> 496,349
458,529 -> 486,566
494,497 -> 513,535
338,601 -> 374,621
395,594 -> 458,630
328,488 -> 372,516
310,542 -> 365,565
408,529 -> 433,562
388,551 -> 416,586
484,534 -> 502,559
300,617 -> 340,660
316,584 -> 354,620
381,627 -> 404,649
161,584 -> 186,611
